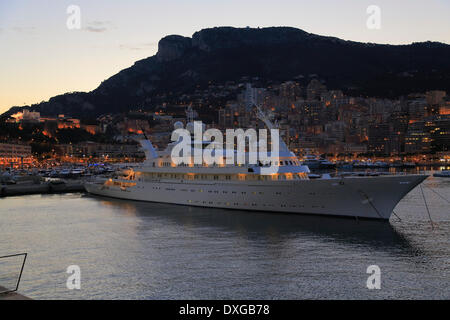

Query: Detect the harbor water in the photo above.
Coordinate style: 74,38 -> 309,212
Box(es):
0,173 -> 449,299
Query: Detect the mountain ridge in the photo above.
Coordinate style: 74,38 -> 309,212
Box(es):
3,26 -> 450,118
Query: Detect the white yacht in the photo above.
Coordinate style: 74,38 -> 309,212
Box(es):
85,109 -> 428,220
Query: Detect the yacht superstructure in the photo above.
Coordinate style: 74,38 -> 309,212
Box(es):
85,108 -> 427,220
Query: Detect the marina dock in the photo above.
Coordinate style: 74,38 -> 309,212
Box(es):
1,180 -> 85,197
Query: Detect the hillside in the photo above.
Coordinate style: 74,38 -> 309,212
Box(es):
4,26 -> 450,118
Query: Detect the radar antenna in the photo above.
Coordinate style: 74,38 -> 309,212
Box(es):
255,105 -> 290,153
137,124 -> 158,159
256,105 -> 278,129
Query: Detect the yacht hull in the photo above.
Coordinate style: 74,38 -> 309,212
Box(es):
85,174 -> 427,220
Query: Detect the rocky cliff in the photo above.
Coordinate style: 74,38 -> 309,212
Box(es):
3,26 -> 450,118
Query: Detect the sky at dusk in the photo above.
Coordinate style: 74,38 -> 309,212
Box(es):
1,0 -> 449,114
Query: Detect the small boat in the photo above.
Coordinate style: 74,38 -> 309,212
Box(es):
336,162 -> 353,170
59,169 -> 72,178
302,155 -> 335,169
374,161 -> 389,168
391,161 -> 404,168
433,170 -> 450,178
71,169 -> 84,177
353,161 -> 368,168
49,170 -> 59,178
403,162 -> 416,168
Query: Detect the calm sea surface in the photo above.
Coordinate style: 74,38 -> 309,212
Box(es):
0,173 -> 449,299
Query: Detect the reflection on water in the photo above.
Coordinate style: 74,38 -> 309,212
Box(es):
101,196 -> 416,253
0,175 -> 448,299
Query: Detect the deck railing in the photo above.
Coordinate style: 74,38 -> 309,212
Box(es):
0,253 -> 27,294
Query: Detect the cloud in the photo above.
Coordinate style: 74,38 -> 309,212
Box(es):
85,21 -> 114,33
11,26 -> 36,34
86,26 -> 107,33
119,42 -> 157,51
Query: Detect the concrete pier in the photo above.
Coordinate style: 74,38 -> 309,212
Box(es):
0,286 -> 31,300
0,181 -> 85,197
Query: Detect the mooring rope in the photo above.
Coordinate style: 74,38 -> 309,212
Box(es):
424,185 -> 450,204
392,210 -> 402,221
357,189 -> 385,220
419,184 -> 436,230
